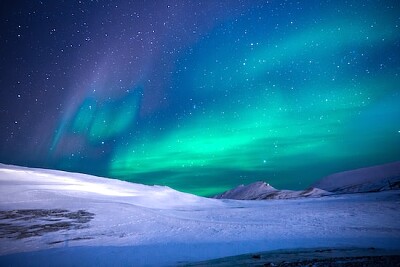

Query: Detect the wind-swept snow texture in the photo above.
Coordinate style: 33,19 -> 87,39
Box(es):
0,163 -> 400,266
313,161 -> 400,193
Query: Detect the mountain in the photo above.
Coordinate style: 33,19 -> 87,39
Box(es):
216,161 -> 400,200
1,163 -> 400,266
214,181 -> 277,200
214,181 -> 331,200
312,161 -> 400,193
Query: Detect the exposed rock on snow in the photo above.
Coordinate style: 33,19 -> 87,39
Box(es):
0,209 -> 94,240
313,161 -> 400,193
0,163 -> 400,266
214,181 -> 331,200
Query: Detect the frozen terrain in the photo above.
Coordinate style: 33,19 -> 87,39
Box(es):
313,161 -> 400,193
214,181 -> 331,200
215,161 -> 400,200
0,163 -> 400,266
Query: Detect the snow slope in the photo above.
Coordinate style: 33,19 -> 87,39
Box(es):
214,181 -> 331,200
313,161 -> 400,193
0,164 -> 400,266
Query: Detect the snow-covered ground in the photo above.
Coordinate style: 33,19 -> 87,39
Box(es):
0,163 -> 400,266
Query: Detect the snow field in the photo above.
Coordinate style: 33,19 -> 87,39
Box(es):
0,164 -> 399,266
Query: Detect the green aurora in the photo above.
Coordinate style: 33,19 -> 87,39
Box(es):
2,0 -> 399,196
106,4 -> 400,195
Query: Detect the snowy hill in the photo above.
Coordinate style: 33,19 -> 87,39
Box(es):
313,161 -> 400,193
0,163 -> 216,210
214,181 -> 331,200
0,163 -> 400,266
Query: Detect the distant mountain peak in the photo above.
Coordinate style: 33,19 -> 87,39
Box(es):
214,181 -> 331,200
214,181 -> 277,200
215,162 -> 400,200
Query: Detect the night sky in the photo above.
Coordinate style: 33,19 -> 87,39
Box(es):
1,1 -> 399,196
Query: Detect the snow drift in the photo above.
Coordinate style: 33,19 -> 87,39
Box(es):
0,163 -> 399,266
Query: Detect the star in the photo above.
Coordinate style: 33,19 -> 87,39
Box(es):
0,0 -> 399,196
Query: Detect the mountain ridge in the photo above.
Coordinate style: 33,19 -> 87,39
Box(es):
215,161 -> 400,200
214,181 -> 331,200
312,161 -> 400,193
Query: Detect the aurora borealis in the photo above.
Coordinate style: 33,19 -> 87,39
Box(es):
1,1 -> 399,196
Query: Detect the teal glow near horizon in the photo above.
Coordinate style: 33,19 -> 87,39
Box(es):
107,2 -> 400,196
2,1 -> 399,196
110,72 -> 400,195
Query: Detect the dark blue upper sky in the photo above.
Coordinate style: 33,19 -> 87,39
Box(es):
1,0 -> 399,195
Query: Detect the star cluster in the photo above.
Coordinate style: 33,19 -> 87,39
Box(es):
1,0 -> 399,196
